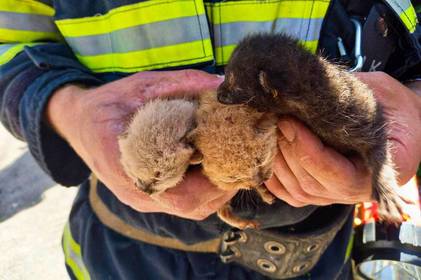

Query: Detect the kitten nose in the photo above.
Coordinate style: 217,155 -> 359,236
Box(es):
142,185 -> 157,195
135,179 -> 157,195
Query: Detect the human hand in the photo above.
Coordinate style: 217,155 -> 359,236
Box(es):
265,72 -> 421,207
46,70 -> 236,220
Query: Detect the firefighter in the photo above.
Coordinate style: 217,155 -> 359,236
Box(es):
0,0 -> 420,279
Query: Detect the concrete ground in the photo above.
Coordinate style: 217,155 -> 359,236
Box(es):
0,125 -> 77,279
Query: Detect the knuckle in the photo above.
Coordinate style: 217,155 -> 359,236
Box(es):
193,213 -> 210,221
182,69 -> 203,80
285,199 -> 307,208
303,183 -> 322,196
373,71 -> 390,81
293,192 -> 311,203
166,197 -> 196,213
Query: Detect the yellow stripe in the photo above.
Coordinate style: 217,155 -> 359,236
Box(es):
206,0 -> 330,23
344,230 -> 354,262
0,43 -> 41,65
215,40 -> 318,66
0,28 -> 61,43
302,40 -> 319,54
63,223 -> 90,280
0,0 -> 54,16
401,5 -> 418,33
77,39 -> 213,73
64,224 -> 82,256
56,0 -> 205,37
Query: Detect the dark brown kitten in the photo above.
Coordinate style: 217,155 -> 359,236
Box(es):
217,33 -> 404,223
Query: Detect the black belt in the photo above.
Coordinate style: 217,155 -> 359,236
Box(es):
89,175 -> 352,279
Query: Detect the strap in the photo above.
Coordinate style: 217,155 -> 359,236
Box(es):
88,174 -> 222,253
89,174 -> 352,279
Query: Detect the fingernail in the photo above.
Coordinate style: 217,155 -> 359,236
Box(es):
278,121 -> 295,142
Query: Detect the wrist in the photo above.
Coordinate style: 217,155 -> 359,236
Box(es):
45,84 -> 89,140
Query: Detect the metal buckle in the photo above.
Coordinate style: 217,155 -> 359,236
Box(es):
220,229 -> 247,263
337,17 -> 364,72
218,206 -> 353,279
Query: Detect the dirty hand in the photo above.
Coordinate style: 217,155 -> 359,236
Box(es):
46,70 -> 236,220
266,72 -> 421,207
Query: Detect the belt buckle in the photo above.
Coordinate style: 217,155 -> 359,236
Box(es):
219,228 -> 323,279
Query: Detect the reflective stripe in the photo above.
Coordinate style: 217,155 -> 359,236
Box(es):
63,223 -> 90,280
0,0 -> 54,16
56,0 -> 205,36
56,0 -> 213,73
0,28 -> 61,43
0,43 -> 41,65
0,11 -> 57,32
214,40 -> 319,66
207,0 -> 331,65
213,18 -> 324,47
344,230 -> 354,262
0,1 -> 60,42
65,16 -> 208,56
384,0 -> 418,33
76,39 -> 213,73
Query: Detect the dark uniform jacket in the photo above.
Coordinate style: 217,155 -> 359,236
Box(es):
0,0 -> 420,279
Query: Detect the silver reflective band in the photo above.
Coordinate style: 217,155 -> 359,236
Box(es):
357,260 -> 421,280
0,11 -> 57,32
213,18 -> 324,48
64,15 -> 210,56
0,44 -> 14,56
399,222 -> 421,246
385,0 -> 412,15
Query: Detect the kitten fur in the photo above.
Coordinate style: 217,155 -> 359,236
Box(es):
118,98 -> 197,195
194,92 -> 278,229
119,93 -> 278,229
217,33 -> 404,223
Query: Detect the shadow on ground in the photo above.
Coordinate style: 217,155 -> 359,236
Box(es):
0,151 -> 55,221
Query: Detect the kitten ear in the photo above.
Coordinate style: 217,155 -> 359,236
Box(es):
259,71 -> 278,98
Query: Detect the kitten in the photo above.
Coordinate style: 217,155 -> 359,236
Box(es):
118,98 -> 199,195
194,92 -> 278,229
119,94 -> 278,229
217,33 -> 404,223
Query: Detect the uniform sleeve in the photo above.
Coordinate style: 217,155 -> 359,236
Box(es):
0,1 -> 103,186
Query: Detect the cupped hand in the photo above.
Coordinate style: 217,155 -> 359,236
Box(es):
47,70 -> 236,220
266,72 -> 421,207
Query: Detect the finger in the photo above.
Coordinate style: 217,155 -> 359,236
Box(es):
270,149 -> 311,204
155,169 -> 226,212
133,70 -> 224,100
277,139 -> 337,205
265,174 -> 308,207
191,191 -> 237,221
278,118 -> 371,202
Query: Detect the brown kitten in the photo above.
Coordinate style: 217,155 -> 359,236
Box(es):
118,98 -> 198,195
194,92 -> 278,229
217,33 -> 404,224
119,94 -> 277,229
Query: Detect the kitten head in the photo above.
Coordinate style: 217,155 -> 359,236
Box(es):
196,92 -> 278,192
119,99 -> 198,195
217,33 -> 327,115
